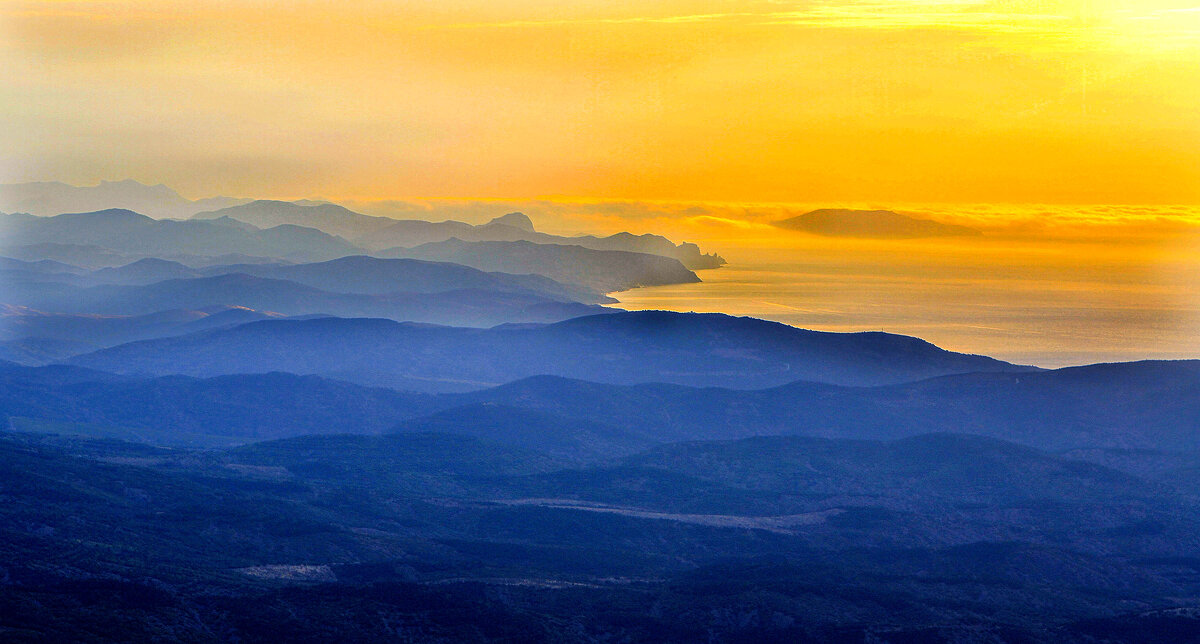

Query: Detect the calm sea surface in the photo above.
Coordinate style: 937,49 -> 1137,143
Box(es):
610,241 -> 1200,368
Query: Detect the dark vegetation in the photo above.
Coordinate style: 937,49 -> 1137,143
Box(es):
4,360 -> 1200,453
1,188 -> 1197,642
3,429 -> 1200,642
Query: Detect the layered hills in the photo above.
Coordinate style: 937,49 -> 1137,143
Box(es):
0,209 -> 357,262
68,311 -> 1027,391
3,180 -> 1198,642
0,179 -> 249,219
7,358 -> 1199,454
194,199 -> 724,269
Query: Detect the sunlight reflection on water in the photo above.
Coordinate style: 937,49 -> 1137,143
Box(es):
610,243 -> 1200,368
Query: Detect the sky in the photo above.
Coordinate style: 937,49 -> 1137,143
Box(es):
3,0 -> 1199,205
1,1 -> 1198,364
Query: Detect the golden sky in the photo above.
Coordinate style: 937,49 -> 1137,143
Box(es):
3,0 -> 1199,204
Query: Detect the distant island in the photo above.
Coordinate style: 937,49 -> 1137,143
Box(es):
775,208 -> 982,238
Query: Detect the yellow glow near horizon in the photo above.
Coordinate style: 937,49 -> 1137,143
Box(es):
2,0 -> 1198,205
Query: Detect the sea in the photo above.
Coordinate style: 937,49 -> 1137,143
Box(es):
609,237 -> 1200,368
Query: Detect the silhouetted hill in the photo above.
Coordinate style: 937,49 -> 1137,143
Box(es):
69,311 -> 1026,391
0,209 -> 360,262
87,257 -> 203,284
422,214 -> 724,269
455,360 -> 1200,451
455,374 -> 820,442
366,210 -> 723,269
0,257 -> 89,289
1,273 -> 606,327
1,242 -> 147,268
1,208 -> 711,296
0,358 -> 127,385
487,211 -> 535,232
70,255 -> 607,303
566,231 -> 723,269
0,366 -> 650,453
194,255 -> 608,303
358,218 -> 478,247
13,358 -> 1200,454
0,336 -> 95,364
0,366 -> 649,453
0,256 -> 85,276
200,214 -> 261,232
0,370 -> 438,446
775,209 -> 981,238
0,179 -> 248,218
192,199 -> 397,240
0,304 -> 285,363
381,239 -> 701,292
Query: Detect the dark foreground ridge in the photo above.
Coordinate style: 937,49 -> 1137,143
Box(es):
2,426 -> 1200,642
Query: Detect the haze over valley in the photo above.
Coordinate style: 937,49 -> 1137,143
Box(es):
3,0 -> 1200,640
0,177 -> 1198,641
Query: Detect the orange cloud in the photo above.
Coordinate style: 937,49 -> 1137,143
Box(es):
2,1 -> 1197,204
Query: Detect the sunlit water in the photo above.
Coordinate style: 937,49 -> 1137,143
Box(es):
610,240 -> 1200,368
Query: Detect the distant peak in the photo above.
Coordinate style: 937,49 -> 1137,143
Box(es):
96,179 -> 183,197
60,208 -> 153,222
487,212 -> 535,232
205,215 -> 260,230
246,199 -> 295,207
123,257 -> 183,267
774,209 -> 981,239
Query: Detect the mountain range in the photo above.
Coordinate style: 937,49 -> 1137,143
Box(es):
7,357 -> 1199,455
0,304 -> 286,364
194,199 -> 724,269
0,179 -> 250,219
2,273 -> 604,329
78,255 -> 606,303
0,209 -> 358,262
449,360 -> 1200,450
380,238 -> 702,293
67,310 -> 1027,392
3,179 -> 1198,642
0,205 -> 709,295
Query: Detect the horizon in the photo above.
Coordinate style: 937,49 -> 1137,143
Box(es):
3,176 -> 1199,369
8,176 -> 1200,239
4,1 -> 1199,205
